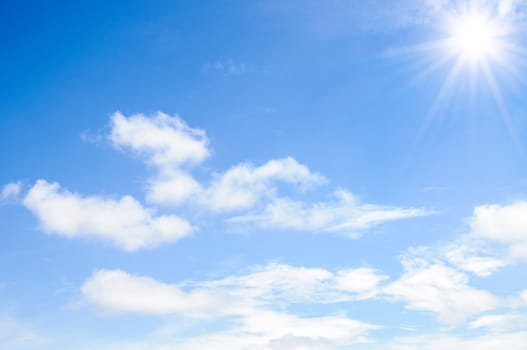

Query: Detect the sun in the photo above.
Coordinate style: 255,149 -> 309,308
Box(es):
402,4 -> 526,146
447,12 -> 502,61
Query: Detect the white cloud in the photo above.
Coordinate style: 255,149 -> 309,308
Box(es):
384,259 -> 500,324
469,313 -> 527,332
82,270 -> 227,317
522,290 -> 527,303
107,112 -> 428,236
202,263 -> 386,305
81,258 -> 519,348
201,157 -> 326,212
0,316 -> 47,350
383,332 -> 527,350
81,265 -> 379,350
15,112 -> 429,252
470,201 -> 527,260
109,112 -> 326,211
82,263 -> 386,316
233,309 -> 376,349
23,180 -> 192,251
1,182 -> 22,201
110,111 -> 210,170
201,59 -> 248,76
146,171 -> 202,206
444,243 -> 507,277
110,112 -> 210,206
336,267 -> 388,297
117,310 -> 376,350
229,190 -> 430,234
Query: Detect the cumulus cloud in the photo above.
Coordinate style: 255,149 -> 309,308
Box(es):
108,112 -> 427,234
81,255 -> 520,348
82,263 -> 387,316
82,270 -> 227,317
443,243 -> 507,277
109,112 -> 326,211
14,112 -> 429,251
110,111 -> 210,170
200,263 -> 387,304
1,182 -> 22,201
470,201 -> 527,260
200,157 -> 326,212
229,190 -> 430,234
81,264 -> 380,349
80,259 -> 513,348
110,111 -> 211,206
147,171 -> 202,206
157,310 -> 376,350
23,180 -> 192,251
384,258 -> 500,324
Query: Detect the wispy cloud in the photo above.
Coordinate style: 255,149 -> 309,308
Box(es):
201,59 -> 249,76
81,263 -> 381,349
80,256 -> 513,347
1,182 -> 22,202
384,258 -> 500,325
228,190 -> 430,235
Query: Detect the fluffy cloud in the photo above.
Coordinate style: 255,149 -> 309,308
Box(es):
201,157 -> 325,212
384,259 -> 500,324
1,182 -> 22,201
80,259 -> 514,348
147,171 -> 202,206
81,264 -> 380,349
109,112 -> 326,210
82,263 -> 387,316
122,311 -> 376,350
201,263 -> 387,305
110,112 -> 210,205
148,156 -> 325,210
443,243 -> 507,277
229,190 -> 430,234
82,270 -> 226,317
15,112 -> 430,251
23,180 -> 192,251
336,267 -> 388,296
81,257 -> 519,348
470,201 -> 527,260
108,112 -> 427,234
110,111 -> 210,170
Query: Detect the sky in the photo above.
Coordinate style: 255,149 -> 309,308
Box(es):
2,0 -> 527,348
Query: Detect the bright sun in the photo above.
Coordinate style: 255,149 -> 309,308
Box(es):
447,11 -> 503,61
408,5 -> 525,144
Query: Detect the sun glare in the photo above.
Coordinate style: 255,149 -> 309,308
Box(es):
448,12 -> 501,60
407,4 -> 527,146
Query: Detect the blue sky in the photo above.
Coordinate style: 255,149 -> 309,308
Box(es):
2,0 -> 527,348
